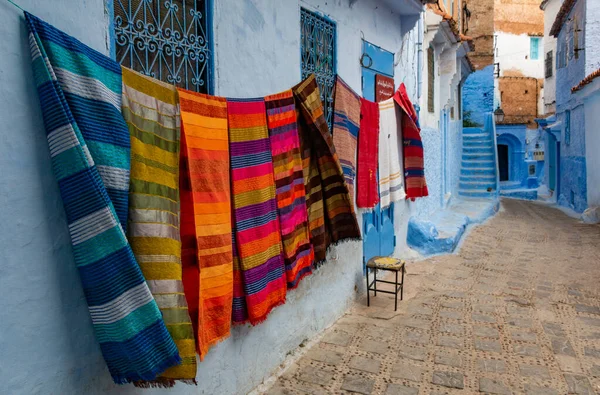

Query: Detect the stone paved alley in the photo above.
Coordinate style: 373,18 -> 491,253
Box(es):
264,200 -> 600,394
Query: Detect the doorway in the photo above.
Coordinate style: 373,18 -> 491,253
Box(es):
361,39 -> 396,268
498,144 -> 509,181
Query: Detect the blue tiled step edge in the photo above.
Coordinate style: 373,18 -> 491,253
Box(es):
407,198 -> 500,256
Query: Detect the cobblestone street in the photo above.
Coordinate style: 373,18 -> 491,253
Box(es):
265,200 -> 600,394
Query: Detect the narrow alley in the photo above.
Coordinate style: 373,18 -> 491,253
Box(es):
266,200 -> 600,395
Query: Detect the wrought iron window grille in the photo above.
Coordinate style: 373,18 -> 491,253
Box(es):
300,7 -> 337,132
113,0 -> 213,93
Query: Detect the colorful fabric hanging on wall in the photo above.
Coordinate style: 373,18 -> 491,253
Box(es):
332,76 -> 361,202
121,68 -> 196,384
394,84 -> 428,199
356,98 -> 380,209
228,98 -> 287,325
293,75 -> 361,263
378,97 -> 406,208
178,90 -> 234,358
25,12 -> 180,384
265,90 -> 314,289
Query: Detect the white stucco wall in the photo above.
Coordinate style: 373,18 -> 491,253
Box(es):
496,32 -> 544,79
542,0 -> 561,114
0,0 -> 429,394
585,0 -> 600,77
578,80 -> 600,207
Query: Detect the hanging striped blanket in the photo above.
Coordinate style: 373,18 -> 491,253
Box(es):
332,76 -> 360,202
393,84 -> 428,199
265,90 -> 314,289
178,90 -> 234,356
356,98 -> 380,209
121,68 -> 196,385
378,97 -> 406,208
293,75 -> 361,264
25,12 -> 179,384
228,98 -> 287,325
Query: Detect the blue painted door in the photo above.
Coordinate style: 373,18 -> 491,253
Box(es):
548,139 -> 556,191
361,40 -> 396,266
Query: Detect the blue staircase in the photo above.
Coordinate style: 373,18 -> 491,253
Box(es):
459,124 -> 498,198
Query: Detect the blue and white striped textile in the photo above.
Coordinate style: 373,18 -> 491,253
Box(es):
25,12 -> 181,384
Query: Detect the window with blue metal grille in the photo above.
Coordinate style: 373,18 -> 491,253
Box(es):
113,0 -> 212,93
565,110 -> 571,146
300,8 -> 336,131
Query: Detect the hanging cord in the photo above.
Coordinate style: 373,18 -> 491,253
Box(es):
5,0 -> 24,11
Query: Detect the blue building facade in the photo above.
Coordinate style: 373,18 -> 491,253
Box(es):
551,0 -> 588,212
496,125 -> 545,196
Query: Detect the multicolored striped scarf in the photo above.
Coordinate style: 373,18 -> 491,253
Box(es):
292,75 -> 361,263
356,98 -> 380,209
228,98 -> 287,325
178,90 -> 233,357
378,97 -> 406,208
121,68 -> 196,385
393,84 -> 428,199
332,76 -> 360,202
25,12 -> 179,384
265,90 -> 314,289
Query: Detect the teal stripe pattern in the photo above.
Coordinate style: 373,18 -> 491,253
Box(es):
25,12 -> 180,384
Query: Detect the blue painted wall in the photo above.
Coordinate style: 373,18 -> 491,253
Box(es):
497,125 -> 527,185
0,0 -> 427,393
554,0 -> 588,212
463,65 -> 494,127
497,125 -> 546,189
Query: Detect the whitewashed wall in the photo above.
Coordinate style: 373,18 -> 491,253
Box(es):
576,79 -> 600,207
496,32 -> 544,79
542,0 -> 561,114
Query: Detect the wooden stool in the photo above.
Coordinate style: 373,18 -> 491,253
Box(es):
366,257 -> 405,311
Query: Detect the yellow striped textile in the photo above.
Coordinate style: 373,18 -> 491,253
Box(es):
121,67 -> 196,384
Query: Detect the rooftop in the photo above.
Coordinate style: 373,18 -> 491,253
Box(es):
550,0 -> 578,37
572,69 -> 600,93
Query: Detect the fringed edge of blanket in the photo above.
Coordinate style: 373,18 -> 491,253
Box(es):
286,268 -> 314,291
133,378 -> 198,388
247,296 -> 287,327
111,354 -> 181,385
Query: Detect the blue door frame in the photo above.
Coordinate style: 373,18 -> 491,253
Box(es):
361,40 -> 396,268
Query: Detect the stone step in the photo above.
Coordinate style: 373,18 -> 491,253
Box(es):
499,181 -> 522,190
463,139 -> 493,147
461,168 -> 497,176
462,160 -> 496,169
463,128 -> 484,135
459,181 -> 496,190
459,189 -> 497,198
462,153 -> 495,161
460,175 -> 496,183
500,188 -> 538,200
463,133 -> 489,140
463,147 -> 494,154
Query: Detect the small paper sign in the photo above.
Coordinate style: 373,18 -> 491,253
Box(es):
375,74 -> 395,102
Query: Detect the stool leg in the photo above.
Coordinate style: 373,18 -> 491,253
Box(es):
366,267 -> 370,307
401,265 -> 405,301
374,267 -> 377,297
394,270 -> 398,311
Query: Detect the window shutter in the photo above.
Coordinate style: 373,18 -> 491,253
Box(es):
428,46 -> 435,113
545,51 -> 553,78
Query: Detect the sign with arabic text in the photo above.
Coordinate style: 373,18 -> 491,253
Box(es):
375,74 -> 395,102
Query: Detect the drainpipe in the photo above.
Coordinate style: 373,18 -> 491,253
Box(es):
417,12 -> 424,100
